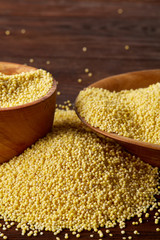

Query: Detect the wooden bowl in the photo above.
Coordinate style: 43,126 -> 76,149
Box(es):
0,62 -> 57,163
75,69 -> 160,167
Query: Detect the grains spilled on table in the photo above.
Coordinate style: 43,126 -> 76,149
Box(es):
0,109 -> 159,238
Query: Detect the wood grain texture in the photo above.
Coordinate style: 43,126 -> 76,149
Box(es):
0,62 -> 57,163
0,0 -> 159,239
76,69 -> 160,167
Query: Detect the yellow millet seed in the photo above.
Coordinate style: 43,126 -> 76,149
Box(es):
0,110 -> 159,235
76,84 -> 160,144
117,8 -> 123,14
27,231 -> 33,236
121,230 -> 125,234
128,236 -> 132,240
0,69 -> 53,108
156,227 -> 160,231
76,233 -> 80,238
125,45 -> 130,50
21,29 -> 26,34
85,68 -> 89,73
29,58 -> 34,63
5,30 -> 10,35
82,47 -> 87,52
133,230 -> 139,235
145,213 -> 150,218
57,91 -> 61,95
98,230 -> 103,237
64,233 -> 69,239
155,218 -> 159,224
3,236 -> 7,240
106,229 -> 110,233
46,60 -> 50,65
88,73 -> 92,77
78,78 -> 82,83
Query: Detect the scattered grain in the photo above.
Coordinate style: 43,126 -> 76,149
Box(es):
82,47 -> 87,52
29,58 -> 34,63
124,45 -> 130,50
78,78 -> 82,83
5,30 -> 10,36
0,69 -> 53,108
145,213 -> 150,218
133,230 -> 140,235
155,219 -> 159,224
117,8 -> 123,14
98,230 -> 103,237
0,110 -> 159,236
85,68 -> 89,73
21,29 -> 26,34
64,233 -> 69,239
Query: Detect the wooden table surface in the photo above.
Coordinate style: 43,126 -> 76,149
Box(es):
0,0 -> 160,239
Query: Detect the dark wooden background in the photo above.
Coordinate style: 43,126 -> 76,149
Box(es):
0,0 -> 160,239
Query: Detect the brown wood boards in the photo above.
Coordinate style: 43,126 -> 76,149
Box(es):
75,69 -> 160,167
0,62 -> 57,163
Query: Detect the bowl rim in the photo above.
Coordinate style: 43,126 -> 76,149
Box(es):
0,62 -> 57,112
75,69 -> 160,151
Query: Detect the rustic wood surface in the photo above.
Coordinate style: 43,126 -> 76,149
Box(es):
0,0 -> 159,239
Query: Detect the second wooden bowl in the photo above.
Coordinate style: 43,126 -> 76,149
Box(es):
0,62 -> 57,164
75,69 -> 160,167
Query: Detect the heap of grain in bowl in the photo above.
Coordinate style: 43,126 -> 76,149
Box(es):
0,109 -> 159,236
76,83 -> 160,144
0,69 -> 53,108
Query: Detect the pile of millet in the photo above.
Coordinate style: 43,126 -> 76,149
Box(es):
76,83 -> 160,144
0,69 -> 53,108
0,109 -> 159,236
